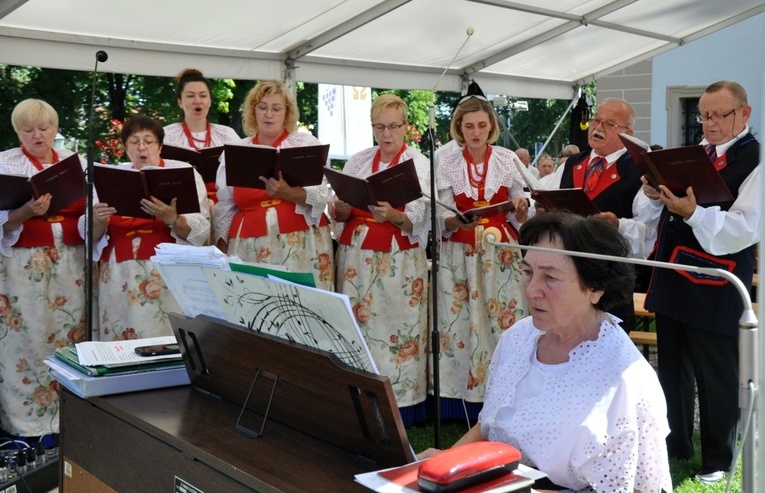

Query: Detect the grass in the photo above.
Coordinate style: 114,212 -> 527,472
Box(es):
405,419 -> 745,492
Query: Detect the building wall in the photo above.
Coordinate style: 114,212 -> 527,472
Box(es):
598,12 -> 765,148
596,59 -> 653,145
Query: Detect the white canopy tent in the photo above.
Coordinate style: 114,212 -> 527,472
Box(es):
3,0 -> 765,490
0,0 -> 763,99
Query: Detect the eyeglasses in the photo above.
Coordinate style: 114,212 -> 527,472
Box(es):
588,118 -> 630,132
372,122 -> 406,133
695,109 -> 736,124
255,104 -> 285,114
558,153 -> 572,158
126,138 -> 159,147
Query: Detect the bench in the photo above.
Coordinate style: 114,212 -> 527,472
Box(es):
630,293 -> 655,358
630,292 -> 759,359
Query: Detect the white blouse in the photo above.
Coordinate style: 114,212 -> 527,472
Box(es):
479,316 -> 673,493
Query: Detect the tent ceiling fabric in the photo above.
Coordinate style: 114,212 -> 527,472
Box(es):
1,0 -> 763,99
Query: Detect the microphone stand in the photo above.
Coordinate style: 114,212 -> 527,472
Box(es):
426,26 -> 474,448
483,234 -> 759,492
427,103 -> 442,448
86,50 -> 108,342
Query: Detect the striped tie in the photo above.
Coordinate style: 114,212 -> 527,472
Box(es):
584,157 -> 605,193
705,144 -> 717,162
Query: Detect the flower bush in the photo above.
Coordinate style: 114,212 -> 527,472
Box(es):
95,119 -> 125,164
404,123 -> 423,150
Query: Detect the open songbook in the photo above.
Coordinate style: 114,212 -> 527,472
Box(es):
426,193 -> 516,224
224,143 -> 329,189
324,158 -> 423,210
161,144 -> 224,184
93,164 -> 201,218
619,133 -> 734,204
512,155 -> 600,216
0,153 -> 85,214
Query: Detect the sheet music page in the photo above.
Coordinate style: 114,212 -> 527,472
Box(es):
204,268 -> 379,374
75,336 -> 180,367
152,243 -> 230,320
155,263 -> 228,320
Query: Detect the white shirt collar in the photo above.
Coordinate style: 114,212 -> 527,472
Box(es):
701,124 -> 750,155
589,147 -> 627,167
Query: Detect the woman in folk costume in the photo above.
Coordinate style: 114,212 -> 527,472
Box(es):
94,115 -> 210,341
163,68 -> 240,203
213,80 -> 333,290
435,93 -> 529,419
332,94 -> 431,425
0,99 -> 87,438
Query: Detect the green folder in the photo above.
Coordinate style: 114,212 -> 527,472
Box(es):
54,346 -> 183,377
229,262 -> 316,288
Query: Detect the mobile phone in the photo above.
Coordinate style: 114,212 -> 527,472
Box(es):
134,343 -> 180,357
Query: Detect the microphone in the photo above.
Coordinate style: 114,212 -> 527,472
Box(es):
429,27 -> 475,130
85,49 -> 108,341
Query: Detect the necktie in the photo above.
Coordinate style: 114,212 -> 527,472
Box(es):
705,144 -> 717,162
584,157 -> 605,193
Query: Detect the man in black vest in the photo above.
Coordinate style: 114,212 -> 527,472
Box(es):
541,97 -> 662,331
643,81 -> 761,484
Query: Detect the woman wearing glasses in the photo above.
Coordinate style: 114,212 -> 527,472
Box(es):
93,115 -> 210,341
213,80 -> 334,290
332,94 -> 431,424
163,68 -> 240,203
435,94 -> 529,419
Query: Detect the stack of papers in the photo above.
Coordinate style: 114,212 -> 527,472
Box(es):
151,243 -> 231,319
153,243 -> 229,267
74,336 -> 183,367
45,336 -> 190,398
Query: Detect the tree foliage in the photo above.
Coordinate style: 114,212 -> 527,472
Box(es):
0,64 -> 585,164
0,65 -> 323,162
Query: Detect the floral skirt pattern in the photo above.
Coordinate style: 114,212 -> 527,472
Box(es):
335,227 -> 429,408
435,233 -> 527,402
97,255 -> 180,341
0,242 -> 87,436
228,212 -> 334,292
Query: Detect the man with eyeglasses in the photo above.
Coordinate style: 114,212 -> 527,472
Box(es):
642,80 -> 761,484
539,97 -> 662,332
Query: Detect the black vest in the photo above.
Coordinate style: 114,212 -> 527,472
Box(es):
560,150 -> 643,219
645,133 -> 760,335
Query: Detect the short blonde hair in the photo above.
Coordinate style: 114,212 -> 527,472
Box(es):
242,80 -> 299,136
450,97 -> 499,146
11,99 -> 59,134
370,93 -> 408,123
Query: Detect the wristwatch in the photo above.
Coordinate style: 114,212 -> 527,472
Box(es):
393,216 -> 405,227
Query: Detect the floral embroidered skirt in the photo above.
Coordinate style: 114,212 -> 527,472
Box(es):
228,217 -> 334,292
98,254 -> 180,341
435,234 -> 527,403
0,242 -> 87,436
335,230 -> 429,408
